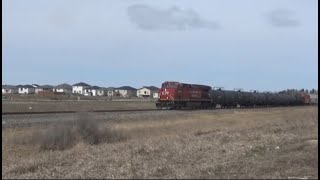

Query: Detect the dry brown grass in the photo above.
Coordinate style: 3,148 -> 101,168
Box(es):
2,101 -> 155,113
2,106 -> 318,179
4,112 -> 127,151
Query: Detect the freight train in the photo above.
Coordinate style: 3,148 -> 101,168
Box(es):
156,81 -> 311,109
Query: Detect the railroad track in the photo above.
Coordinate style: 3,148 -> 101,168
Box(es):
2,109 -> 160,115
2,105 -> 311,115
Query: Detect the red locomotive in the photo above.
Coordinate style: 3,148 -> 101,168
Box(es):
156,81 -> 212,109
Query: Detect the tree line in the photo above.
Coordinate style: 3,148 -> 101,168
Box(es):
280,88 -> 318,94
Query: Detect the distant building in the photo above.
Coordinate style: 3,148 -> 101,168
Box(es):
97,87 -> 106,96
106,87 -> 115,97
2,85 -> 18,94
83,86 -> 105,96
114,86 -> 137,97
53,83 -> 72,94
310,94 -> 318,104
17,85 -> 35,94
72,82 -> 91,95
153,92 -> 159,99
35,85 -> 54,94
137,86 -> 159,98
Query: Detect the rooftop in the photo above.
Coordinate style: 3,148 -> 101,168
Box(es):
17,85 -> 35,88
2,85 -> 17,89
116,86 -> 137,90
73,82 -> 91,86
39,85 -> 54,89
140,86 -> 159,91
55,83 -> 72,89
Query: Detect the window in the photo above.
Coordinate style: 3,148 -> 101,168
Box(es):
144,91 -> 146,94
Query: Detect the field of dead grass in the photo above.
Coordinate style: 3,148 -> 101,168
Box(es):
2,100 -> 155,113
2,106 -> 318,179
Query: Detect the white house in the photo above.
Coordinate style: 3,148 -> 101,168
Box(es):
53,83 -> 72,94
35,85 -> 54,94
2,85 -> 18,94
137,87 -> 151,97
310,94 -> 318,104
137,86 -> 159,98
72,82 -> 91,95
17,85 -> 35,94
153,92 -> 159,99
83,86 -> 105,96
114,86 -> 137,97
106,87 -> 114,97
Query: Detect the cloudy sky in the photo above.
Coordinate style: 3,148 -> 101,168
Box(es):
2,0 -> 318,91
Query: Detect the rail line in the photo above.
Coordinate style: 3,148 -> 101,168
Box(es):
2,105 -> 313,116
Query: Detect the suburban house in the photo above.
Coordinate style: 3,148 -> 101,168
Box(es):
114,86 -> 137,97
137,86 -> 159,98
97,87 -> 106,96
310,94 -> 318,104
72,82 -> 91,95
2,85 -> 18,94
106,87 -> 114,97
35,85 -> 54,94
17,85 -> 35,94
83,86 -> 105,96
53,83 -> 72,94
153,92 -> 159,99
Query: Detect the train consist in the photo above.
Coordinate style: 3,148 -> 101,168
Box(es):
156,81 -> 312,109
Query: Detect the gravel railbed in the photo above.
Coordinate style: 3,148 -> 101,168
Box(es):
1,110 -> 211,128
2,107 -> 296,128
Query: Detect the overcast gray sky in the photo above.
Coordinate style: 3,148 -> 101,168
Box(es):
2,0 -> 318,91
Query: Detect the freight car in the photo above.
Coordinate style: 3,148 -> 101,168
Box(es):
156,81 -> 312,109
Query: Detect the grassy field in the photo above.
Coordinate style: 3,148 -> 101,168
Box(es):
2,100 -> 156,113
2,106 -> 318,179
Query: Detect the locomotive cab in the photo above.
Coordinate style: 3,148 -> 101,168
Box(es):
156,81 -> 179,109
156,81 -> 212,109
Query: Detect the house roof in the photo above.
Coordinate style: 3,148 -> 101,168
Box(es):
116,86 -> 137,90
91,86 -> 101,89
84,86 -> 101,90
142,86 -> 159,91
55,83 -> 72,89
2,85 -> 17,89
17,85 -> 34,88
73,82 -> 90,86
38,85 -> 54,89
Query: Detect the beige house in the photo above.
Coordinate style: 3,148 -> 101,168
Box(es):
35,85 -> 54,94
114,86 -> 137,97
310,94 -> 318,104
